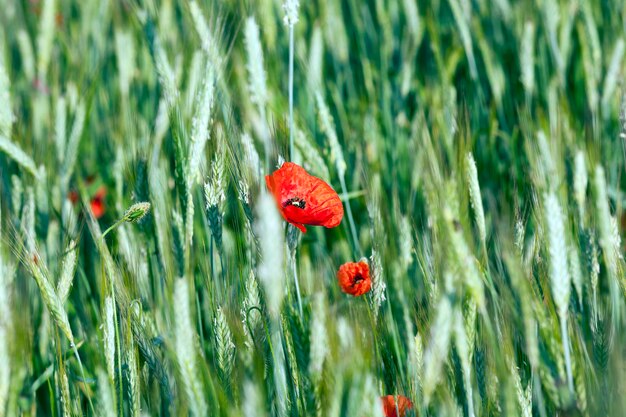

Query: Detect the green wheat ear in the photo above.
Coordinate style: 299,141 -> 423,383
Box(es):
102,202 -> 151,239
122,202 -> 151,223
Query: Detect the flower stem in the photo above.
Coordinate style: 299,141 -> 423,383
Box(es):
339,173 -> 361,255
288,25 -> 295,162
287,225 -> 303,318
292,254 -> 303,318
102,219 -> 123,240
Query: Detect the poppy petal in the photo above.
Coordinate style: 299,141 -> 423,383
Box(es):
265,162 -> 343,233
381,395 -> 413,417
91,199 -> 105,219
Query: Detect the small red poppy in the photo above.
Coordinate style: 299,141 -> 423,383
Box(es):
337,260 -> 371,296
265,162 -> 343,233
89,186 -> 107,219
68,190 -> 79,205
67,184 -> 107,219
381,395 -> 413,417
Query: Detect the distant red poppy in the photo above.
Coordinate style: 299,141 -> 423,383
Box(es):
68,190 -> 79,205
381,395 -> 413,417
68,185 -> 107,219
265,162 -> 343,233
32,78 -> 49,95
337,260 -> 371,296
90,186 -> 107,219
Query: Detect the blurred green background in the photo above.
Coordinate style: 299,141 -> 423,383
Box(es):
0,0 -> 625,416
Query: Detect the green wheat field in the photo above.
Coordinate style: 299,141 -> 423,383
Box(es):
1,0 -> 626,416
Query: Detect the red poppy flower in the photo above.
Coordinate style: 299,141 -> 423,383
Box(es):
381,395 -> 413,417
265,162 -> 343,233
68,190 -> 79,204
67,184 -> 107,219
337,260 -> 371,296
90,186 -> 107,219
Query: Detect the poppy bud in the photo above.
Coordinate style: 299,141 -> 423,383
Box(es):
123,202 -> 151,223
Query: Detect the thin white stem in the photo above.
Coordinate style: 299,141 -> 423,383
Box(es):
292,255 -> 303,318
339,173 -> 361,255
288,26 -> 295,162
287,22 -> 302,319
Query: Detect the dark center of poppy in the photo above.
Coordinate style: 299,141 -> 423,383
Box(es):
351,273 -> 363,286
283,197 -> 306,209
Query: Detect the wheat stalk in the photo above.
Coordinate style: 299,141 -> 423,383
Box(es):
57,240 -> 77,304
152,35 -> 178,108
245,17 -> 268,114
358,374 -> 384,417
520,21 -> 536,100
189,1 -> 221,69
569,245 -> 583,307
36,0 -> 56,80
423,291 -> 453,404
295,128 -> 330,180
255,192 -> 285,318
466,152 -> 486,246
241,132 -> 262,183
103,296 -> 116,385
0,53 -> 13,137
60,101 -> 86,191
544,192 -> 574,394
0,296 -> 9,417
573,150 -> 588,221
408,330 -> 423,399
282,0 -> 299,161
188,61 -> 215,187
0,136 -> 39,178
309,293 -> 328,380
125,329 -> 140,417
369,249 -> 387,316
54,96 -> 66,163
174,278 -> 207,417
510,359 -> 532,417
204,135 -> 226,255
16,30 -> 35,82
307,26 -> 324,91
447,0 -> 478,79
214,306 -> 235,383
593,166 -> 621,323
399,216 -> 414,271
315,92 -> 360,253
243,380 -> 265,417
97,369 -> 115,417
543,0 -> 563,76
455,308 -> 475,417
443,207 -> 486,310
601,38 -> 625,113
114,30 -> 135,98
58,364 -> 71,417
